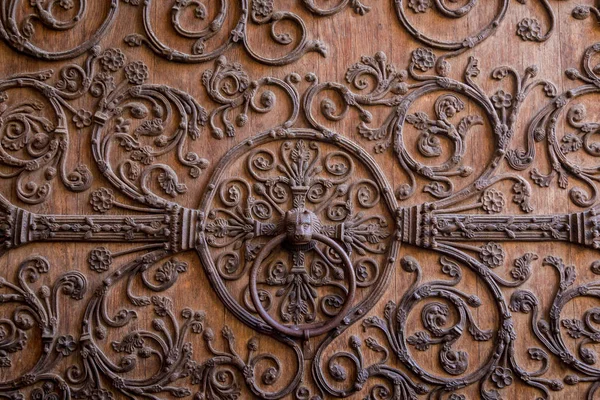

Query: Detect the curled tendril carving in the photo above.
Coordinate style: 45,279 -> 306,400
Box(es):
89,58 -> 210,209
513,43 -> 600,208
510,256 -> 600,399
571,2 -> 600,24
202,56 -> 301,139
0,52 -> 104,203
63,247 -> 302,399
0,256 -> 87,398
301,0 -> 371,16
1,8 -> 600,398
0,45 -> 210,207
0,0 -> 582,68
122,0 -> 327,66
0,0 -> 119,60
394,0 -> 558,70
314,252 -> 566,400
303,49 -> 555,209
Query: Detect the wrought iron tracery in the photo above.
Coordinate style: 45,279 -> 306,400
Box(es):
0,0 -> 594,67
1,1 -> 600,399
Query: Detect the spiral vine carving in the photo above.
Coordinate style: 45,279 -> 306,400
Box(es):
0,1 -> 600,399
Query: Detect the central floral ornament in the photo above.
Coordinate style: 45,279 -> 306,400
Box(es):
197,131 -> 400,339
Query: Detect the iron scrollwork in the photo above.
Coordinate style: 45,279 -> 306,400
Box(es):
0,0 -> 591,69
0,0 -> 119,60
121,0 -> 327,66
2,3 -> 600,398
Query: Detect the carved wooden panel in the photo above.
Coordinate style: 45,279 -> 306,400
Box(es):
2,1 -> 600,399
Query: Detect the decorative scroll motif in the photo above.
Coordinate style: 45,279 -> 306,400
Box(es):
0,0 -> 119,60
0,0 -> 591,68
121,0 -> 327,66
510,256 -> 600,399
571,2 -> 600,24
202,56 -> 300,138
0,44 -> 211,206
302,49 -> 559,208
513,42 -> 600,208
391,0 -> 558,71
2,11 -> 600,398
0,256 -> 87,395
0,61 -> 99,204
90,61 -> 210,208
0,0 -> 326,65
0,0 -> 327,65
314,253 -> 566,400
0,251 -> 302,399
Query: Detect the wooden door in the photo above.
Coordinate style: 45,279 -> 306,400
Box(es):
1,1 -> 600,399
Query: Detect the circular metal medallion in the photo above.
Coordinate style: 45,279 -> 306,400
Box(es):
197,129 -> 399,338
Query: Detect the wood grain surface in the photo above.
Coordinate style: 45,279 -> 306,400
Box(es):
0,0 -> 599,399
